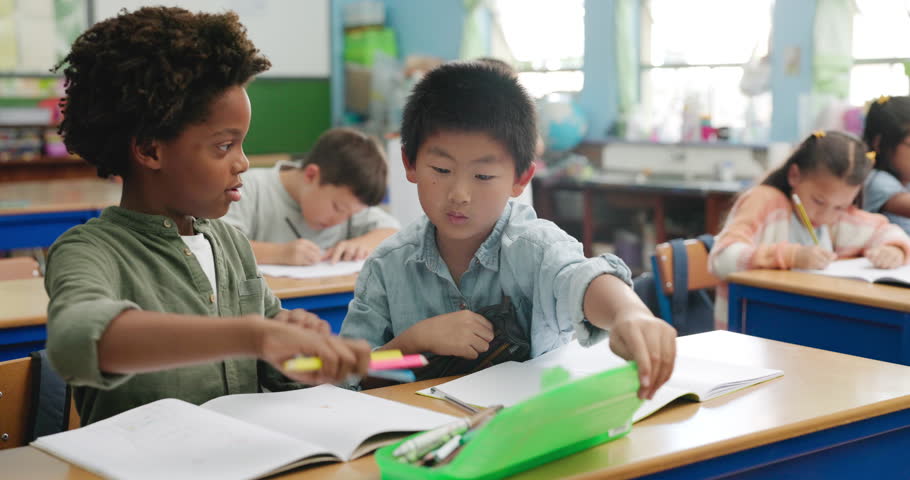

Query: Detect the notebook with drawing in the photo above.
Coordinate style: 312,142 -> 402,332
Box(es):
802,257 -> 910,286
31,385 -> 454,480
418,340 -> 782,422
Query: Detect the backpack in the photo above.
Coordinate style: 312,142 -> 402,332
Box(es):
634,234 -> 716,336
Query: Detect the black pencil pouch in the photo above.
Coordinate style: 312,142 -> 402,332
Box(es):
413,296 -> 531,381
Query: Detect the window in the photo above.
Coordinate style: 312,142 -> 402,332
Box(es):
641,0 -> 774,143
850,0 -> 910,105
491,0 -> 584,98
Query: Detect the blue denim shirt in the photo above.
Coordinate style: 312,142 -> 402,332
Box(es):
340,201 -> 632,358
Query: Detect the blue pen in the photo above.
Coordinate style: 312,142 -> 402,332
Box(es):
368,369 -> 416,383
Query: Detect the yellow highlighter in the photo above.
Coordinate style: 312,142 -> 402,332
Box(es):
282,349 -> 403,372
791,193 -> 819,245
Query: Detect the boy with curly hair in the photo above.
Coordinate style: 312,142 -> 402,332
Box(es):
46,6 -> 370,425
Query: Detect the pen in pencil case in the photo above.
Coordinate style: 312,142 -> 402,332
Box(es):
282,353 -> 427,372
393,405 -> 503,463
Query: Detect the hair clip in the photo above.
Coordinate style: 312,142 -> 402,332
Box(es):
813,130 -> 826,139
876,95 -> 891,105
866,151 -> 876,165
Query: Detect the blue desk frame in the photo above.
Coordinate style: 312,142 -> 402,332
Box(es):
728,282 -> 910,366
0,291 -> 354,362
640,408 -> 910,479
0,209 -> 103,251
279,291 -> 353,334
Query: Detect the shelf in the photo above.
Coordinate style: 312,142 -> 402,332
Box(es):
0,156 -> 82,167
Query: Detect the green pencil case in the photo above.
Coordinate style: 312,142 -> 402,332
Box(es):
375,362 -> 642,480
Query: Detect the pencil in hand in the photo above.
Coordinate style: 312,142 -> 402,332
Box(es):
791,193 -> 819,245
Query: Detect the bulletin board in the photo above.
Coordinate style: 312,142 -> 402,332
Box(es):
0,0 -> 89,75
92,0 -> 330,78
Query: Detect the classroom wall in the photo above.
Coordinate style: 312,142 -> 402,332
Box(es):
770,0 -> 816,143
329,0 -> 467,125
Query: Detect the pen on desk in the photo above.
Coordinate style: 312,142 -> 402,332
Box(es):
791,194 -> 819,245
285,217 -> 303,238
429,387 -> 480,414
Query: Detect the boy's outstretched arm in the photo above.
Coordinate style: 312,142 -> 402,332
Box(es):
583,274 -> 677,400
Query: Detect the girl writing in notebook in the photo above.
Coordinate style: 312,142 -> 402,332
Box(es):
861,96 -> 910,234
709,131 -> 910,329
45,6 -> 370,425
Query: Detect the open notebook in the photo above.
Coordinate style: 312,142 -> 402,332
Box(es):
257,260 -> 365,279
802,257 -> 910,286
31,385 -> 454,480
419,340 -> 782,422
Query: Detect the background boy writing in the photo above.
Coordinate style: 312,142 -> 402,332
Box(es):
223,127 -> 399,265
341,62 -> 676,399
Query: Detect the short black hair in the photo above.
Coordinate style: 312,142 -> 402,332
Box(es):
863,96 -> 910,179
400,61 -> 536,176
303,127 -> 387,206
53,6 -> 271,178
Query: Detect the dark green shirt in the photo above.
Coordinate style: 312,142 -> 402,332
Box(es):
45,207 -> 291,425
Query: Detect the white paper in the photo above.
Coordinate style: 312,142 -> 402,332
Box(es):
257,260 -> 365,279
803,257 -> 910,285
201,385 -> 455,461
32,398 -> 309,480
420,340 -> 782,423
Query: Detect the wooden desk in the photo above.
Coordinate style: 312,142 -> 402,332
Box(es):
265,274 -> 357,333
533,173 -> 742,257
0,277 -> 48,360
0,179 -> 121,250
0,275 -> 356,361
6,331 -> 910,479
728,270 -> 910,365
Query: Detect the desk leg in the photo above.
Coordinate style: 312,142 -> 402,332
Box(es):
728,283 -> 743,332
705,195 -> 720,234
654,198 -> 666,243
582,189 -> 593,257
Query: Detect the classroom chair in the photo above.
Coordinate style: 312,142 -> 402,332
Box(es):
651,235 -> 718,336
0,350 -> 76,449
0,257 -> 41,281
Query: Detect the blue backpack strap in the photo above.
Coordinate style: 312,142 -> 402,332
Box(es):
669,238 -> 689,333
27,350 -> 71,441
697,234 -> 715,252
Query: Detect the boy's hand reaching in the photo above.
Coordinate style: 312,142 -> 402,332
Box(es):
606,309 -> 677,400
282,239 -> 324,265
865,245 -> 905,269
390,311 -> 494,359
273,309 -> 331,335
794,245 -> 837,270
255,316 -> 370,384
323,238 -> 373,264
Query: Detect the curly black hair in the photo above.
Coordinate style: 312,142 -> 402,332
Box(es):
53,6 -> 271,178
